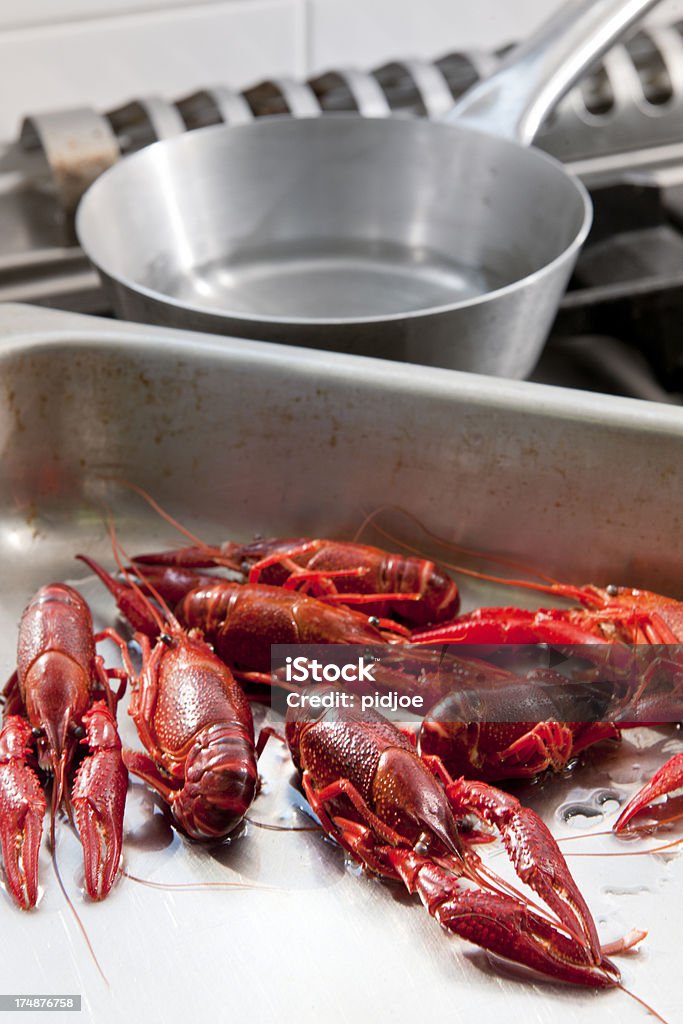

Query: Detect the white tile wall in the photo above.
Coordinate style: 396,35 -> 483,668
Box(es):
306,0 -> 683,73
0,0 -> 681,141
0,0 -> 305,138
0,0 -> 230,32
306,0 -> 565,72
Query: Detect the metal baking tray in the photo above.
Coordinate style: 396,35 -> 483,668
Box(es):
0,303 -> 681,1024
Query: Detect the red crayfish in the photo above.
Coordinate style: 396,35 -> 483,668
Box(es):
126,528 -> 683,835
77,557 -> 259,841
410,562 -> 683,831
134,536 -> 460,628
410,573 -> 683,646
414,667 -> 621,782
117,484 -> 459,627
0,584 -> 128,909
285,693 -> 622,988
79,555 -> 406,685
416,672 -> 682,835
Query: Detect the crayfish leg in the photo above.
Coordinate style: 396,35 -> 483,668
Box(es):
302,772 -> 408,852
2,670 -> 23,715
123,750 -> 180,804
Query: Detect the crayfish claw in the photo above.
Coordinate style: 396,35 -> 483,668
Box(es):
614,752 -> 683,832
0,717 -> 46,909
388,849 -> 619,988
444,777 -> 602,959
71,703 -> 127,901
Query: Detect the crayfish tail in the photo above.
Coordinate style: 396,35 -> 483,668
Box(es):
169,722 -> 258,841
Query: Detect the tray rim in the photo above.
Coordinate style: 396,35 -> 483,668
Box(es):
1,302 -> 682,439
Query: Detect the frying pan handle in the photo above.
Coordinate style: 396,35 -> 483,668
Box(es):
443,0 -> 662,144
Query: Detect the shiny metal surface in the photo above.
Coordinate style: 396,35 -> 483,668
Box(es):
107,95 -> 186,151
0,304 -> 681,1024
78,117 -> 589,377
19,108 -> 120,221
76,0 -> 658,378
308,68 -> 392,116
449,0 -> 661,142
382,59 -> 454,118
538,25 -> 683,167
185,86 -> 254,127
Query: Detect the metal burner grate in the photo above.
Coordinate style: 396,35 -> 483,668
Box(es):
11,21 -> 683,225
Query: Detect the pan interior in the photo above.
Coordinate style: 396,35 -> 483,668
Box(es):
164,238 -> 511,318
77,118 -> 589,323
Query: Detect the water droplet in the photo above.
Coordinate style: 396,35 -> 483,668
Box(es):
73,866 -> 88,899
343,852 -> 364,877
603,885 -> 651,897
559,802 -> 604,829
594,788 -> 621,807
592,788 -> 622,814
655,851 -> 680,865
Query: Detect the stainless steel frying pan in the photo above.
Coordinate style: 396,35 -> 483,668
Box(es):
76,0 -> 660,378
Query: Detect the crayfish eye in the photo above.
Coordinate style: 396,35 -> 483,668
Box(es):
368,617 -> 380,627
414,832 -> 431,855
71,725 -> 86,740
31,726 -> 43,738
606,584 -> 619,597
160,632 -> 174,647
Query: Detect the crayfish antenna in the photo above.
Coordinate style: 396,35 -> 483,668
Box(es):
121,868 -> 279,892
356,506 -> 561,586
245,817 -> 322,832
106,515 -> 180,630
50,834 -> 109,986
100,478 -> 243,568
48,768 -> 110,986
564,834 -> 683,857
617,982 -> 670,1024
99,478 -> 208,548
77,552 -> 165,639
77,511 -> 181,641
